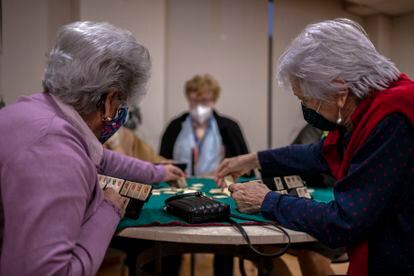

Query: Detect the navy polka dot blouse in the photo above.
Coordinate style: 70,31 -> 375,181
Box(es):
259,113 -> 414,275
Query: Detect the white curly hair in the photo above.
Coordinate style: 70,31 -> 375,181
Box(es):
277,18 -> 400,101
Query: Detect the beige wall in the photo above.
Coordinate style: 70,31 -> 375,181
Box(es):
1,0 -> 413,153
0,0 -> 166,151
47,0 -> 79,48
0,0 -> 76,104
365,14 -> 392,57
1,0 -> 48,104
272,0 -> 362,147
79,0 -> 167,150
165,0 -> 268,152
391,11 -> 414,79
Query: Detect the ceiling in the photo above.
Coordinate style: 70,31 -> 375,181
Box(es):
344,0 -> 414,16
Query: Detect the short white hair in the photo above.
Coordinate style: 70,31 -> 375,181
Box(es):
277,18 -> 400,101
43,21 -> 151,115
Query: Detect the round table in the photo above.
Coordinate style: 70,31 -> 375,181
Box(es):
119,225 -> 315,244
118,225 -> 316,276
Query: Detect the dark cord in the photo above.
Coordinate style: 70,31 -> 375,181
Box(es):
229,213 -> 291,258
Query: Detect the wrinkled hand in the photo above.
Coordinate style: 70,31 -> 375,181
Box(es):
104,188 -> 126,217
215,153 -> 259,188
229,181 -> 271,214
163,164 -> 186,182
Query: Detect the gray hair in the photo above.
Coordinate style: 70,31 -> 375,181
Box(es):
43,21 -> 151,115
277,18 -> 400,101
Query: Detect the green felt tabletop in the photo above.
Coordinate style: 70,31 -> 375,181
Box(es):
117,178 -> 334,231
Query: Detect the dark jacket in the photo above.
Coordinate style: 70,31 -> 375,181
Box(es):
160,111 -> 249,160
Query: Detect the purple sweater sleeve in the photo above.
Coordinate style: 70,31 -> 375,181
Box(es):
98,148 -> 166,183
1,135 -> 120,276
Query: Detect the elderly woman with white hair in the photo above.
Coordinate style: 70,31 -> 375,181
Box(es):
0,21 -> 184,275
216,18 -> 414,275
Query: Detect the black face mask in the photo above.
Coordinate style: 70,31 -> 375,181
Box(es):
301,103 -> 339,131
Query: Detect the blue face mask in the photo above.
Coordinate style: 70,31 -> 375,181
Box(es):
301,103 -> 339,131
99,104 -> 129,144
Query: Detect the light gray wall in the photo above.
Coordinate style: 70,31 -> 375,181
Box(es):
391,11 -> 414,79
365,14 -> 392,57
2,0 -> 48,104
1,0 -> 413,153
272,0 -> 363,148
0,0 -> 76,104
165,0 -> 268,152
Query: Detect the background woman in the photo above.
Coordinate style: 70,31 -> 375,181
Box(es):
160,74 -> 250,177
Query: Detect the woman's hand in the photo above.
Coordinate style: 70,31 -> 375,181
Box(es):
156,159 -> 175,165
229,181 -> 271,214
104,188 -> 126,217
215,153 -> 260,188
163,164 -> 186,181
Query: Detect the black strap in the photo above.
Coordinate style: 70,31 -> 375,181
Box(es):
228,213 -> 291,258
164,191 -> 202,204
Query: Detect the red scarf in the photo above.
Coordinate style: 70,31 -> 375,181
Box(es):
322,74 -> 414,275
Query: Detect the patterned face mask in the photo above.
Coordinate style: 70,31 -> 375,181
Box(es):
99,104 -> 129,144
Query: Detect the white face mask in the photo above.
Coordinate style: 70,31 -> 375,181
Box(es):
190,105 -> 212,124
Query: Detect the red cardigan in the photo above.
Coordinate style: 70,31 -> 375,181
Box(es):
322,74 -> 414,275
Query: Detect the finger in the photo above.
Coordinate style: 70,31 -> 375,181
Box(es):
118,197 -> 125,207
214,174 -> 224,187
170,167 -> 179,176
174,167 -> 186,178
214,173 -> 226,187
216,179 -> 226,188
228,183 -> 242,193
216,160 -> 230,177
219,181 -> 228,188
221,171 -> 242,184
165,165 -> 180,178
168,180 -> 179,188
231,171 -> 243,181
104,187 -> 116,195
231,190 -> 241,200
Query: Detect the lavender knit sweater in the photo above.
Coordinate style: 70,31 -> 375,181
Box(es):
0,92 -> 165,275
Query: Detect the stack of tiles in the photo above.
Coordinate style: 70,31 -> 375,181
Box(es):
98,174 -> 153,219
262,175 -> 311,199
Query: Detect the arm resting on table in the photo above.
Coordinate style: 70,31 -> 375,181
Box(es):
98,148 -> 166,183
261,115 -> 412,248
